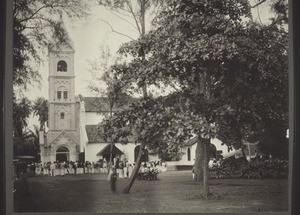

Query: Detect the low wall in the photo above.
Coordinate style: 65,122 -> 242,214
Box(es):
166,161 -> 193,171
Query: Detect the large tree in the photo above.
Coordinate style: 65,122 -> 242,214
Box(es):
93,0 -> 168,194
103,0 -> 288,197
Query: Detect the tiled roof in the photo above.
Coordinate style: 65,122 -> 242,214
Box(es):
79,95 -> 137,112
96,144 -> 124,156
85,125 -> 107,143
85,125 -> 135,143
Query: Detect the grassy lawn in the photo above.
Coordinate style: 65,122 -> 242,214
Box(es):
14,171 -> 288,213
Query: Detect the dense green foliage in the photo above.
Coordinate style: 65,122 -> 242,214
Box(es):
101,0 -> 288,154
209,156 -> 288,179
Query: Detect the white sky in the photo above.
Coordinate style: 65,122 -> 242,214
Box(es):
25,1 -> 273,100
23,1 -> 275,129
26,6 -> 142,101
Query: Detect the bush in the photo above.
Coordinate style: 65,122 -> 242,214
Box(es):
209,157 -> 288,179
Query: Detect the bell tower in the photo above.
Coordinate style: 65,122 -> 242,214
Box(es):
48,20 -> 76,131
40,16 -> 80,163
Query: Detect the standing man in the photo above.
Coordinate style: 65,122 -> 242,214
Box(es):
50,162 -> 55,177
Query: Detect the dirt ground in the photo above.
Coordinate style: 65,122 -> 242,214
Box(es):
14,171 -> 289,213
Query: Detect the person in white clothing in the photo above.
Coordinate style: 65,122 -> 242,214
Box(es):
128,164 -> 133,178
50,162 -> 55,177
61,162 -> 65,176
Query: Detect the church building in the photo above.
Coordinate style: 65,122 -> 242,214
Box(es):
39,18 -> 156,164
39,18 -> 81,163
39,18 -> 241,167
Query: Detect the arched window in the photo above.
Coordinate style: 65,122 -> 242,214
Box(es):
187,148 -> 191,161
56,147 -> 69,162
57,147 -> 69,153
60,113 -> 65,119
57,91 -> 62,99
209,144 -> 217,159
57,60 -> 67,72
134,145 -> 148,162
63,91 -> 68,99
57,86 -> 68,100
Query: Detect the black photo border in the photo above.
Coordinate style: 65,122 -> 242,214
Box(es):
2,0 -> 299,214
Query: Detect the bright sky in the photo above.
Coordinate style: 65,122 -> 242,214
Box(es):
25,1 -> 274,100
24,1 -> 276,128
26,6 -> 141,101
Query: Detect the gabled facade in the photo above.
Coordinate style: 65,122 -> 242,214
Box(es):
78,97 -> 158,163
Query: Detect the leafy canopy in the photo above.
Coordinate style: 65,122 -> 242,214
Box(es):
99,0 -> 288,155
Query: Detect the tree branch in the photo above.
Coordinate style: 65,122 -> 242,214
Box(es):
100,19 -> 135,40
256,3 -> 264,25
104,6 -> 134,19
18,5 -> 48,23
103,6 -> 139,32
266,16 -> 285,29
125,0 -> 142,35
251,0 -> 268,8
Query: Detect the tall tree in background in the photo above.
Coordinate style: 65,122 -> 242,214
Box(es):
13,97 -> 32,138
88,46 -> 133,165
103,0 -> 288,197
13,97 -> 32,156
94,0 -> 166,194
97,0 -> 164,40
32,97 -> 49,131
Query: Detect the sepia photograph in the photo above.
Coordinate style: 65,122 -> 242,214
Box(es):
8,0 -> 291,213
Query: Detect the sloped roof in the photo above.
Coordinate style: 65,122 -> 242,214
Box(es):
81,97 -> 114,112
85,125 -> 107,143
79,95 -> 137,112
85,124 -> 135,144
96,144 -> 123,156
184,136 -> 198,147
54,130 -> 78,144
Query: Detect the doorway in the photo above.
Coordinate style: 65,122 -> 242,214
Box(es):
56,147 -> 69,162
134,145 -> 149,162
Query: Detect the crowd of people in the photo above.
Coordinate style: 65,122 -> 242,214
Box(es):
28,159 -> 167,178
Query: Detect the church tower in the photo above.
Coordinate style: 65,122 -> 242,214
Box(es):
40,16 -> 80,163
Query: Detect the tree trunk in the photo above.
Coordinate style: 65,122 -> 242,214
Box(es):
140,0 -> 147,98
109,108 -> 113,164
203,138 -> 210,198
122,142 -> 145,194
122,0 -> 147,195
193,139 -> 205,182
